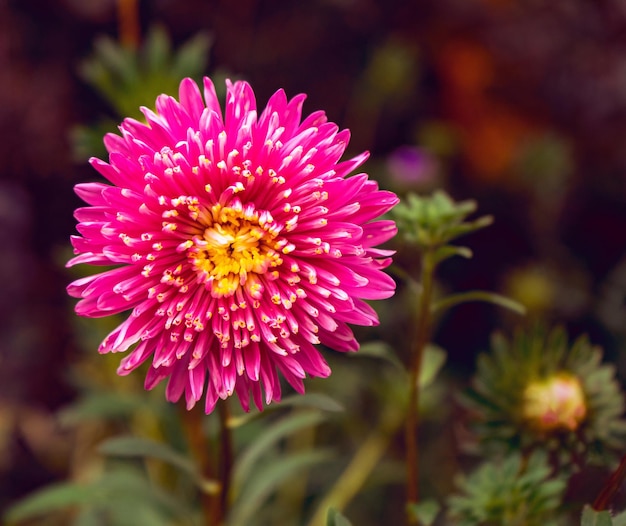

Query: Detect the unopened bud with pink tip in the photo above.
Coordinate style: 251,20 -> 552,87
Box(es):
523,373 -> 587,432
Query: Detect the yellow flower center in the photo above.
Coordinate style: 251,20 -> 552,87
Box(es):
189,205 -> 283,297
522,373 -> 587,432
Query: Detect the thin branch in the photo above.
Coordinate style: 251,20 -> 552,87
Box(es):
593,454 -> 626,511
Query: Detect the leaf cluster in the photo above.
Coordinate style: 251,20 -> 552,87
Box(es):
72,25 -> 215,161
3,392 -> 342,526
447,451 -> 567,526
391,190 -> 492,265
81,25 -> 211,119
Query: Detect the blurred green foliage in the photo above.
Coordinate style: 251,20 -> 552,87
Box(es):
71,25 -> 215,162
465,326 -> 626,468
581,506 -> 626,526
447,451 -> 567,526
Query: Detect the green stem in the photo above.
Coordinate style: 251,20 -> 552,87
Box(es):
180,404 -> 218,525
305,408 -> 403,526
405,247 -> 436,523
218,399 -> 234,522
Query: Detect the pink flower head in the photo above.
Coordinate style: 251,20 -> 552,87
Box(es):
67,77 -> 398,413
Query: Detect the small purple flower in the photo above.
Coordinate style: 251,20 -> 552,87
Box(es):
67,78 -> 398,413
386,146 -> 438,187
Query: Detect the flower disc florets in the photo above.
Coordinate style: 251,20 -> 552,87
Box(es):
67,77 -> 398,413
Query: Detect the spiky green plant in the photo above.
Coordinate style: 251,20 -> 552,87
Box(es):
465,326 -> 626,467
447,451 -> 567,526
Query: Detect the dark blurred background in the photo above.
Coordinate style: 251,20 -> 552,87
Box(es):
4,0 -> 626,517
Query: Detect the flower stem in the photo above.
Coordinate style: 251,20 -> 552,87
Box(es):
593,454 -> 626,511
218,399 -> 234,520
405,247 -> 436,523
180,404 -> 219,525
116,0 -> 140,49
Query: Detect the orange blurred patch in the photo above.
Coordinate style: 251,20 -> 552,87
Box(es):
436,38 -> 537,181
438,39 -> 493,97
461,106 -> 534,181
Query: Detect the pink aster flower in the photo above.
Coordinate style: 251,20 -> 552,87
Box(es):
67,77 -> 398,413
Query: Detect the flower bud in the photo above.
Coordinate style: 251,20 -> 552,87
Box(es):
522,373 -> 587,432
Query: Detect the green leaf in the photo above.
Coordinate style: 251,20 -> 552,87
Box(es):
232,411 -> 327,493
59,391 -> 154,425
77,25 -> 213,127
419,345 -> 447,388
229,450 -> 332,526
612,509 -> 626,526
448,452 -> 566,525
353,340 -> 406,372
74,507 -> 105,526
3,466 -> 194,525
228,393 -> 343,429
392,191 -> 493,249
581,505 -> 614,526
70,121 -> 115,161
4,482 -> 96,523
144,25 -> 171,74
172,32 -> 213,78
278,392 -> 345,413
326,507 -> 354,526
98,436 -> 200,483
91,36 -> 136,83
432,244 -> 473,265
407,499 -> 441,526
431,290 -> 526,316
91,468 -> 194,522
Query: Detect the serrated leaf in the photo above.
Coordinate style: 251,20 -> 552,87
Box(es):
326,507 -> 354,526
232,411 -> 327,493
229,450 -> 332,526
4,483 -> 96,523
407,499 -> 441,525
98,436 -> 199,482
581,505 -> 614,526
